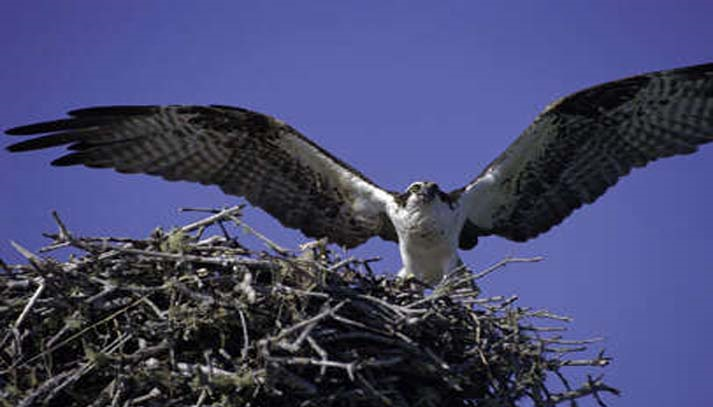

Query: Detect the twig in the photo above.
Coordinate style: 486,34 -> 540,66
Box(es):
51,210 -> 72,241
9,296 -> 148,370
407,256 -> 543,308
545,375 -> 620,406
13,277 -> 45,330
266,356 -> 356,381
10,241 -> 44,270
1,205 -> 614,407
228,214 -> 291,255
116,247 -> 279,268
269,301 -> 347,343
178,205 -> 245,233
239,309 -> 250,361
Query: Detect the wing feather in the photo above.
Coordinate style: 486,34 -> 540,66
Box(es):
457,62 -> 713,243
6,105 -> 397,248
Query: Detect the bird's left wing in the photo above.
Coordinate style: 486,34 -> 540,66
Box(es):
455,63 -> 713,247
6,105 -> 398,248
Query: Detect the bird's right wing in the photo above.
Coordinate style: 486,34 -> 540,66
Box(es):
6,105 -> 398,248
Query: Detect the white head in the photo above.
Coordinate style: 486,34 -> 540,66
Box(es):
399,181 -> 446,207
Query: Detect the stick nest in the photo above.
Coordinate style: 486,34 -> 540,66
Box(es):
0,205 -> 618,406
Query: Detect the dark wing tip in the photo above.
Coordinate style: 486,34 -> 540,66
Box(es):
5,143 -> 23,152
50,153 -> 86,167
7,139 -> 47,152
5,121 -> 71,136
5,126 -> 28,136
6,106 -> 164,152
67,105 -> 161,117
5,117 -> 119,136
6,133 -> 83,152
5,106 -> 163,136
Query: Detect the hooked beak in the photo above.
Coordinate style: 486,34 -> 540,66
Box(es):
416,183 -> 439,202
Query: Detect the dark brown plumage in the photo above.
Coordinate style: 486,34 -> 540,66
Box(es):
456,62 -> 713,244
5,63 -> 713,271
7,105 -> 398,248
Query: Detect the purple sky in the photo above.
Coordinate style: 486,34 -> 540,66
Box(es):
2,2 -> 712,406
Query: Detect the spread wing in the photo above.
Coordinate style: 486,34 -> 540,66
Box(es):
456,63 -> 713,246
6,105 -> 398,248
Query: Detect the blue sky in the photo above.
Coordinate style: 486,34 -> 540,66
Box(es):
1,2 -> 712,405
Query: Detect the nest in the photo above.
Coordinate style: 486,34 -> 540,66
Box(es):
0,205 -> 617,406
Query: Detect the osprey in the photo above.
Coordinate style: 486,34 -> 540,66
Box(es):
6,63 -> 713,284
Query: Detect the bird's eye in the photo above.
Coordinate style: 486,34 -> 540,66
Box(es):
409,184 -> 421,193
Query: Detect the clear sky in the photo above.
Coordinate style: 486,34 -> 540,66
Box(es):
1,2 -> 712,406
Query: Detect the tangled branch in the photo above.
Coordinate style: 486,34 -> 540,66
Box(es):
0,205 -> 618,406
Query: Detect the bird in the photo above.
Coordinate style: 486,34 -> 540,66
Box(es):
5,63 -> 713,285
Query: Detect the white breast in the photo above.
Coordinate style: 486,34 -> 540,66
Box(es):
387,197 -> 466,284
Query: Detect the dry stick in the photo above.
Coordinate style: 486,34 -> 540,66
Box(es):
545,346 -> 588,354
326,256 -> 380,272
177,207 -> 226,214
7,295 -> 148,371
121,340 -> 170,363
13,277 -> 45,330
357,294 -> 425,318
175,362 -> 239,378
115,247 -> 278,268
10,241 -> 44,270
3,206 -> 614,406
269,301 -> 347,343
18,332 -> 132,407
542,336 -> 605,345
110,381 -> 123,407
40,235 -> 139,253
274,283 -> 330,299
557,358 -> 611,367
306,335 -> 329,376
489,294 -> 519,310
177,205 -> 245,233
38,241 -> 71,252
526,309 -> 573,322
407,256 -> 543,309
51,210 -> 72,241
238,309 -> 250,361
195,388 -> 208,407
61,249 -> 123,273
41,333 -> 133,404
521,326 -> 568,332
17,368 -> 78,407
462,295 -> 507,304
545,376 -> 619,406
46,212 -> 113,257
137,295 -> 167,319
128,388 -> 163,405
45,312 -> 80,348
468,255 -> 544,282
279,321 -> 317,353
195,235 -> 228,246
327,256 -> 359,271
267,356 -> 357,381
228,214 -> 291,255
